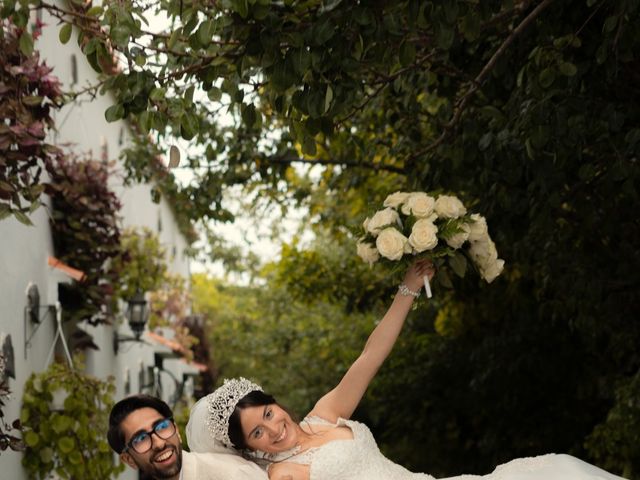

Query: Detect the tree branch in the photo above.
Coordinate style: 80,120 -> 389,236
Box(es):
409,0 -> 556,161
337,52 -> 437,126
263,155 -> 406,175
63,79 -> 108,101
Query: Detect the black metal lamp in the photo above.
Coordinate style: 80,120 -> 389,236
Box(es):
126,291 -> 148,339
113,291 -> 149,354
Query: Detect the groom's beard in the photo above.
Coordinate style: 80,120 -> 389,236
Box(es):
133,444 -> 182,479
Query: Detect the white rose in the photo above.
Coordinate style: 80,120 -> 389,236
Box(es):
356,241 -> 379,265
469,238 -> 498,269
383,191 -> 410,209
481,259 -> 505,283
408,219 -> 438,253
404,241 -> 413,254
445,223 -> 470,249
376,227 -> 408,261
363,217 -> 370,232
401,192 -> 436,218
435,195 -> 467,219
468,214 -> 489,242
367,208 -> 401,236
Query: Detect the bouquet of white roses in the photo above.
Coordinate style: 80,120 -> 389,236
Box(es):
356,191 -> 504,296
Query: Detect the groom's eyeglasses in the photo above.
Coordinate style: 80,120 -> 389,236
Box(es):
124,417 -> 176,454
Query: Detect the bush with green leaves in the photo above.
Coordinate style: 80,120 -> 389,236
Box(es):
112,227 -> 169,302
585,372 -> 640,479
0,19 -> 64,224
45,154 -> 122,326
21,360 -> 124,479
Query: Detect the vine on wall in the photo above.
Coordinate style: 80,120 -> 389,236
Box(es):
0,20 -> 64,224
21,359 -> 124,479
45,155 -> 123,326
112,227 -> 168,301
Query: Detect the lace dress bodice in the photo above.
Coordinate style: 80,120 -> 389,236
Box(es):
273,417 -> 626,480
281,417 -> 434,480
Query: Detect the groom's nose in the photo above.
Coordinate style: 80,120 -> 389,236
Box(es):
150,433 -> 167,450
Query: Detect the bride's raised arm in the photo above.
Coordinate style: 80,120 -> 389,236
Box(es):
308,260 -> 435,423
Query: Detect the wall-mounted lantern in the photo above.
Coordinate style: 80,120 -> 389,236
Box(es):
113,291 -> 149,354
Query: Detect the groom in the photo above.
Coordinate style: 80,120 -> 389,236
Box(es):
107,394 -> 268,480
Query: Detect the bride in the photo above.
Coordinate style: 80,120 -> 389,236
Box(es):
186,260 -> 625,480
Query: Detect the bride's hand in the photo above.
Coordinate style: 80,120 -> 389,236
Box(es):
402,259 -> 435,292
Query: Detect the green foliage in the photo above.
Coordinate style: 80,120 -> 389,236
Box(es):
113,228 -> 196,352
367,300 -> 607,477
0,20 -> 64,224
112,227 -> 169,302
272,231 -> 392,313
45,155 -> 122,326
149,273 -> 191,331
179,315 -> 215,397
585,372 -> 640,479
21,360 -> 124,479
9,0 -> 569,225
191,270 -> 379,415
197,228 -> 262,282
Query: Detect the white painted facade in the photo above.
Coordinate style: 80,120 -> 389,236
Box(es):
0,7 -> 199,479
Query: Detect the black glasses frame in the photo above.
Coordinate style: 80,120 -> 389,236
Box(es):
123,417 -> 176,454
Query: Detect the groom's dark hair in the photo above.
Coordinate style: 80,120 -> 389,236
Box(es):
107,394 -> 174,454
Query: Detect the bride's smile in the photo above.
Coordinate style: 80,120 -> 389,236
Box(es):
240,404 -> 301,453
275,424 -> 287,443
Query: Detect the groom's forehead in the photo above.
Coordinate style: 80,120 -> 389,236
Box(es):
122,407 -> 163,436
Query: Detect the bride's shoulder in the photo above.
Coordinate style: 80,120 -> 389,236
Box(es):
302,414 -> 333,425
300,412 -> 336,431
268,461 -> 309,480
305,403 -> 341,425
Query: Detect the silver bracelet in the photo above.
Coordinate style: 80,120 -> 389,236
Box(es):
398,284 -> 421,298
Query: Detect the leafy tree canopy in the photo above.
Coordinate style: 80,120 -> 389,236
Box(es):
5,0 -> 637,224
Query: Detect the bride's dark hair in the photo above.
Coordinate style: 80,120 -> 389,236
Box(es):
228,390 -> 277,449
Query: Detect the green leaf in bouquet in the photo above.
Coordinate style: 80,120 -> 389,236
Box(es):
403,214 -> 418,232
436,217 -> 469,240
437,247 -> 457,258
436,268 -> 454,288
449,252 -> 467,278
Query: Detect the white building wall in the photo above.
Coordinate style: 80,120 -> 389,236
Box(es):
0,7 -> 197,479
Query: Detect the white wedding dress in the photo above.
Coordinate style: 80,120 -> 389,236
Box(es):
277,417 -> 627,480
